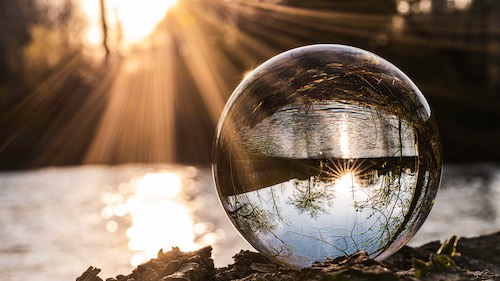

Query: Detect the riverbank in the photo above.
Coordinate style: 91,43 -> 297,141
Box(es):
77,231 -> 500,281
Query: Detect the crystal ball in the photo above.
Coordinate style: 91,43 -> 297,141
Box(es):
212,44 -> 442,269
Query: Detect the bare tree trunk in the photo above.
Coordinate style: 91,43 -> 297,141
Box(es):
99,0 -> 110,61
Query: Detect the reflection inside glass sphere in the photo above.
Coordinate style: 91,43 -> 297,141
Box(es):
213,44 -> 442,269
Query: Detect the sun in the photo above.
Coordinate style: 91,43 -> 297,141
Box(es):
113,0 -> 177,43
112,0 -> 177,45
81,0 -> 177,50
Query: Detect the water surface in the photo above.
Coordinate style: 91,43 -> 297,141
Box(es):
0,164 -> 498,280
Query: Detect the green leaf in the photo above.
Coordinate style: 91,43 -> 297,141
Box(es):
412,258 -> 433,277
436,235 -> 460,256
411,235 -> 464,277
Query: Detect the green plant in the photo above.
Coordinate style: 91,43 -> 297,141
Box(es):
412,235 -> 462,278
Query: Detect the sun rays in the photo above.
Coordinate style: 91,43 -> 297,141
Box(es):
1,1 -> 369,166
81,0 -> 178,50
43,0 -> 388,165
1,0 -> 487,167
84,43 -> 177,163
322,157 -> 365,183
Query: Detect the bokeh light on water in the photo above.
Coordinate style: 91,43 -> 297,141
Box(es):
0,165 -> 252,281
100,171 -> 200,267
96,168 -> 236,268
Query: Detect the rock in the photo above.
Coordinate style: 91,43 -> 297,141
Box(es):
163,262 -> 203,281
89,246 -> 214,281
77,232 -> 500,281
77,266 -> 103,281
303,251 -> 397,281
456,231 -> 500,272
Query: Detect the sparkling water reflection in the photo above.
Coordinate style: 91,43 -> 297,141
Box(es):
0,164 -> 498,281
115,172 -> 199,266
0,165 -> 247,281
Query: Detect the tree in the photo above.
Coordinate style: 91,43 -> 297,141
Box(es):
100,0 -> 110,60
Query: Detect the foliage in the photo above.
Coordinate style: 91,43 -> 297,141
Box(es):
412,235 -> 463,278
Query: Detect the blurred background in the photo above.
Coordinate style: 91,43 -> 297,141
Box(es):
0,0 -> 499,280
0,0 -> 499,168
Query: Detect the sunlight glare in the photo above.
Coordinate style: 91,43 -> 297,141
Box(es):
337,172 -> 356,190
79,0 -> 176,51
339,115 -> 350,158
335,171 -> 367,203
135,173 -> 182,199
80,0 -> 102,46
126,172 -> 200,267
110,0 -> 177,45
242,69 -> 255,80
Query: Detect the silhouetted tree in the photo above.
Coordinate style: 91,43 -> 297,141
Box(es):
0,0 -> 38,101
100,0 -> 110,60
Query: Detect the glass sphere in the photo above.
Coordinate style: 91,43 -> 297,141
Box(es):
212,44 -> 442,269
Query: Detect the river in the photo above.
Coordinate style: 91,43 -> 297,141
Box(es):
0,163 -> 499,281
